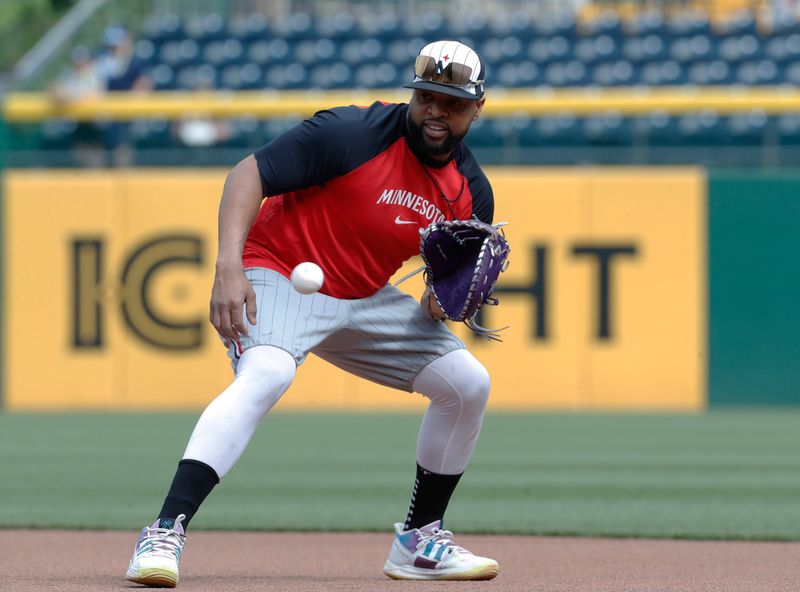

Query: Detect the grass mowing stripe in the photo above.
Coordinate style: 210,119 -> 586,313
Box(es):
0,411 -> 798,539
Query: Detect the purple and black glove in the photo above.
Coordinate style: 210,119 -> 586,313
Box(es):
419,219 -> 511,341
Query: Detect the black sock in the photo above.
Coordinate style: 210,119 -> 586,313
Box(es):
403,463 -> 462,531
157,459 -> 220,529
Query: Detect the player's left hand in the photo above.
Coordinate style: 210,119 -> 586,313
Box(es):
420,288 -> 446,321
418,219 -> 511,340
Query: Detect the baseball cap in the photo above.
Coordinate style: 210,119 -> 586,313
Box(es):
403,40 -> 485,100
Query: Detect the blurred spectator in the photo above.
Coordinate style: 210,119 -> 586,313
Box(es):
174,116 -> 233,148
172,80 -> 232,149
50,46 -> 106,168
97,25 -> 153,167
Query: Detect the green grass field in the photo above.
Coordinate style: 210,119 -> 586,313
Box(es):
0,411 -> 798,540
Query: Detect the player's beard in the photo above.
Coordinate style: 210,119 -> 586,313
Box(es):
406,115 -> 466,159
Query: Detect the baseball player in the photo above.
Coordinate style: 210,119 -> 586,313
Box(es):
127,39 -> 499,587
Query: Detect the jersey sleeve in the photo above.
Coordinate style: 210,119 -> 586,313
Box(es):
253,103 -> 404,197
459,146 -> 494,224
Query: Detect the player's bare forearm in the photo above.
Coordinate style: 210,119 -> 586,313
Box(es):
211,154 -> 264,341
216,154 -> 264,267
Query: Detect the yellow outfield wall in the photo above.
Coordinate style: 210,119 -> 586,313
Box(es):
2,167 -> 706,411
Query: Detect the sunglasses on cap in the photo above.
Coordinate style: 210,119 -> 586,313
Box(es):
414,55 -> 482,88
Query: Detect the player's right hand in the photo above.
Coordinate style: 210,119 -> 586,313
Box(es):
210,264 -> 257,344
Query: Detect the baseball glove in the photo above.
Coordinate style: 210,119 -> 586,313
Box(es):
398,219 -> 511,341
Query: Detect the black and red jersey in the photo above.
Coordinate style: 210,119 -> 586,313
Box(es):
244,101 -> 494,299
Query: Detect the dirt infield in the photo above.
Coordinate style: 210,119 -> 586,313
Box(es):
2,530 -> 797,591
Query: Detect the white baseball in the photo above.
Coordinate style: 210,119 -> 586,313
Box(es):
290,262 -> 324,294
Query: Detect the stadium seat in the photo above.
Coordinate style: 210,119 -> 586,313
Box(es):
265,62 -> 308,89
150,63 -> 177,90
639,59 -> 686,85
359,12 -> 404,39
494,14 -> 537,40
582,111 -> 632,145
542,60 -> 587,86
247,39 -> 292,66
448,12 -> 489,38
726,110 -> 770,145
355,62 -> 400,88
784,62 -> 800,84
227,12 -> 269,41
717,34 -> 762,63
142,13 -> 184,43
315,12 -> 357,40
574,34 -> 621,65
677,110 -> 728,145
535,113 -> 583,146
309,62 -> 353,89
687,59 -> 734,85
407,9 -> 452,38
480,36 -> 525,63
294,38 -> 339,65
134,39 -> 158,65
157,39 -> 202,67
735,59 -> 780,84
271,12 -> 315,40
176,65 -> 200,90
463,117 -> 504,148
202,38 -> 245,67
590,60 -> 636,86
225,116 -> 261,148
628,11 -> 667,37
497,60 -> 541,87
776,113 -> 800,144
387,37 -> 429,66
622,34 -> 668,63
528,36 -> 572,64
131,118 -> 171,149
720,13 -> 758,37
773,33 -> 800,62
637,111 -> 682,146
534,14 -> 578,39
667,12 -> 712,37
40,119 -> 76,150
340,38 -> 385,65
184,13 -> 226,43
490,115 -> 534,143
588,12 -> 624,38
669,34 -> 717,63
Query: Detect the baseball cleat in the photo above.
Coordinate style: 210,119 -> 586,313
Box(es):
383,520 -> 499,581
126,514 -> 187,588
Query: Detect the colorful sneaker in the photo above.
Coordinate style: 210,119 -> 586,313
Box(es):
383,520 -> 499,581
126,514 -> 187,588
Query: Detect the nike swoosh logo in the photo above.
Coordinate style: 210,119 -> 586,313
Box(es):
395,216 -> 417,225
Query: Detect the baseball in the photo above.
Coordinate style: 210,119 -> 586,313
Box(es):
290,262 -> 324,294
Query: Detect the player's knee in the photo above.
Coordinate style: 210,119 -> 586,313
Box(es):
418,350 -> 491,412
236,346 -> 296,409
456,358 -> 490,413
241,358 -> 295,391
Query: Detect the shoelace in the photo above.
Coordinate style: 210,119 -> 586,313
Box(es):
137,527 -> 185,559
415,527 -> 467,561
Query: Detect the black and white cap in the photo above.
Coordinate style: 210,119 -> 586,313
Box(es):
403,40 -> 485,100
